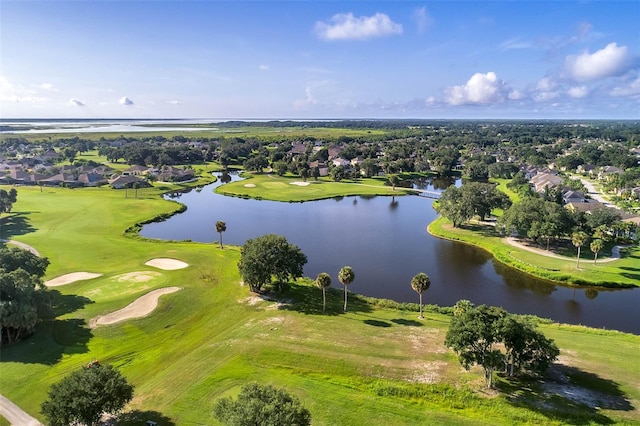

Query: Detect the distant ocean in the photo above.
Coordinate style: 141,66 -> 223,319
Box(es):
0,118 -> 339,134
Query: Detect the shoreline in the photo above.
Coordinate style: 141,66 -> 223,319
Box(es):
427,216 -> 638,289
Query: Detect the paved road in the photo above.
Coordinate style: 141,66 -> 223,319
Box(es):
573,176 -> 618,208
0,395 -> 43,426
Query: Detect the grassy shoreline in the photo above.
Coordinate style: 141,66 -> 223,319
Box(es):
428,216 -> 639,289
1,180 -> 639,425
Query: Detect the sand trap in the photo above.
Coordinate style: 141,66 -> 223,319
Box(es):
144,258 -> 189,270
290,181 -> 310,187
244,183 -> 256,188
45,272 -> 102,287
90,287 -> 181,328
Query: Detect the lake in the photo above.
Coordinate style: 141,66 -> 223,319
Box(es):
141,175 -> 640,334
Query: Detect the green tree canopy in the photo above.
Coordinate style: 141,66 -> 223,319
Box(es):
238,234 -> 307,293
410,273 -> 431,319
0,247 -> 51,344
214,382 -> 311,426
0,188 -> 18,217
445,303 -> 559,388
41,362 -> 134,426
338,266 -> 355,312
215,220 -> 227,249
315,272 -> 332,313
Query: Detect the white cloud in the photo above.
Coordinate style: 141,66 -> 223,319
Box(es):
119,96 -> 134,106
565,43 -> 633,81
507,90 -> 525,100
412,7 -> 433,34
499,37 -> 532,51
536,77 -> 556,92
0,76 -> 47,103
168,100 -> 181,105
445,72 -> 508,105
259,64 -> 270,71
69,98 -> 85,106
611,77 -> 640,97
294,86 -> 317,109
315,12 -> 403,41
567,86 -> 589,98
38,83 -> 57,91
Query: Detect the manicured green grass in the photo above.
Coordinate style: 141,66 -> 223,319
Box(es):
217,173 -> 410,202
1,183 -> 639,425
428,216 -> 640,288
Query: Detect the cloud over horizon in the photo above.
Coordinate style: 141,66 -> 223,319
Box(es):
445,72 -> 510,105
564,42 -> 634,81
119,96 -> 134,106
315,12 -> 403,41
69,98 -> 85,106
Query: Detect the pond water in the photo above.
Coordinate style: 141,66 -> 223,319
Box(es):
141,175 -> 640,334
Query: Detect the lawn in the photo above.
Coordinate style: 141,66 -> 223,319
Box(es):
1,183 -> 639,425
428,217 -> 640,288
216,173 -> 410,202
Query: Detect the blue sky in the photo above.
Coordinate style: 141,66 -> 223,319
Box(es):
1,1 -> 639,119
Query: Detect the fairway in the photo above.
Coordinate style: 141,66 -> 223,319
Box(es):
1,183 -> 639,425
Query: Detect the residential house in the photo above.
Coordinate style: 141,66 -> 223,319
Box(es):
109,175 -> 147,189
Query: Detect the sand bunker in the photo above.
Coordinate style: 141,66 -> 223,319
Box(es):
45,272 -> 102,287
90,287 -> 181,328
144,258 -> 189,270
290,181 -> 310,187
244,183 -> 256,188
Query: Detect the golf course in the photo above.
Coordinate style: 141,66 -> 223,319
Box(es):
1,168 -> 639,425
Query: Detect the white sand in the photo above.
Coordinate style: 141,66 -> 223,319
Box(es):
144,258 -> 189,270
290,181 -> 310,187
90,287 -> 181,328
45,272 -> 102,287
244,183 -> 256,187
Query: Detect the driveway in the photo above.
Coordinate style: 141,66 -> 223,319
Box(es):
0,395 -> 43,426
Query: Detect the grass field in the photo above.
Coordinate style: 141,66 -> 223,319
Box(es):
216,173 -> 409,201
427,216 -> 640,288
1,182 -> 639,425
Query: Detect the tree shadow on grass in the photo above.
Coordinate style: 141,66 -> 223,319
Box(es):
1,291 -> 93,365
0,212 -> 38,239
0,318 -> 92,365
363,319 -> 392,327
501,364 -> 633,425
279,282 -> 373,316
391,318 -> 423,327
117,410 -> 176,426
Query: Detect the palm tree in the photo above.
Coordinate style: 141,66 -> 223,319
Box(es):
315,273 -> 332,313
410,273 -> 431,319
215,220 -> 227,249
572,231 -> 589,269
590,239 -> 604,265
338,266 -> 355,312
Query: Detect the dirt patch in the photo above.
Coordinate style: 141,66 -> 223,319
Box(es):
144,258 -> 189,270
408,361 -> 447,384
290,181 -> 310,187
45,272 -> 102,287
90,287 -> 181,328
114,271 -> 162,283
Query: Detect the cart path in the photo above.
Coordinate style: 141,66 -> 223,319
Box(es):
0,239 -> 40,257
0,395 -> 43,426
505,237 -> 626,263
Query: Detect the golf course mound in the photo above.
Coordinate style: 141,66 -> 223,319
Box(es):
144,258 -> 189,270
45,272 -> 103,287
90,287 -> 182,328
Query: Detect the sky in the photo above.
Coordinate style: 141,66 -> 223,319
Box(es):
1,1 -> 639,120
